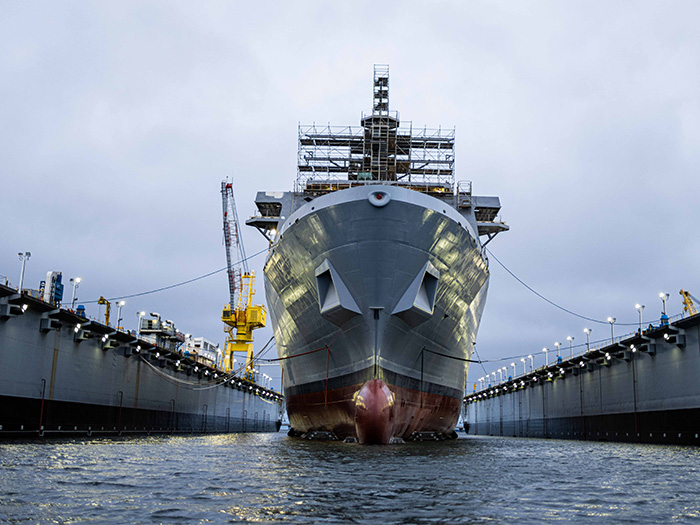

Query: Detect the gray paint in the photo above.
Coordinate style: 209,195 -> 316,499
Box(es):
262,185 -> 491,407
465,317 -> 700,442
0,288 -> 282,433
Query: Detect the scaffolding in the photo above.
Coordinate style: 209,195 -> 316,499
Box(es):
297,65 -> 455,196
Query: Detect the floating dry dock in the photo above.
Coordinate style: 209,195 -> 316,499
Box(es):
463,313 -> 700,445
0,282 -> 282,438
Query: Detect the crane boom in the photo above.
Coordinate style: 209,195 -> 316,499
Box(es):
221,181 -> 249,307
680,289 -> 699,317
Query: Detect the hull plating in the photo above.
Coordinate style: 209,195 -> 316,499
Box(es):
264,185 -> 489,441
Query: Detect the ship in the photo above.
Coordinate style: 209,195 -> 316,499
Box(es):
0,274 -> 283,438
246,66 -> 508,443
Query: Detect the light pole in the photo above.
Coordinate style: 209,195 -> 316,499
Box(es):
554,341 -> 561,362
583,328 -> 592,351
659,292 -> 669,315
635,303 -> 645,334
501,367 -> 508,382
607,317 -> 616,343
497,369 -> 503,382
520,358 -> 526,375
528,354 -> 534,371
567,336 -> 575,358
510,362 -> 516,379
116,301 -> 125,329
542,347 -> 549,366
69,277 -> 81,310
17,252 -> 31,292
490,372 -> 496,385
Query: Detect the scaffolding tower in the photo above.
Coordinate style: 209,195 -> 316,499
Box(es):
297,65 -> 455,196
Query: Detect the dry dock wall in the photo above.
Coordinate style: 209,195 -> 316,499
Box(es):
464,315 -> 700,445
0,285 -> 282,438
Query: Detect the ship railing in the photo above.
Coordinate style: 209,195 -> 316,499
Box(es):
295,177 -> 455,197
469,314 -> 688,397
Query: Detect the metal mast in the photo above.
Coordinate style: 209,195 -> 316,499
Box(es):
221,180 -> 249,308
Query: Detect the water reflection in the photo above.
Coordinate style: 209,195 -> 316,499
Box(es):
1,434 -> 699,523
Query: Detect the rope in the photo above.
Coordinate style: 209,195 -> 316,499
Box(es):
80,245 -> 273,304
486,247 -> 640,326
423,347 -> 480,363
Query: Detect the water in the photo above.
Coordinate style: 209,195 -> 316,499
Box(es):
2,433 -> 700,524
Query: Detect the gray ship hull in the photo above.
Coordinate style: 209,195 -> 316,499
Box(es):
264,185 -> 489,441
464,315 -> 700,445
0,284 -> 282,438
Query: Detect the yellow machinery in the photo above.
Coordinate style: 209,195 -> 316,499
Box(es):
680,289 -> 699,317
97,296 -> 111,326
221,180 -> 267,381
222,273 -> 266,380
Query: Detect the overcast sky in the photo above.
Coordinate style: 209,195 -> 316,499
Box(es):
2,1 -> 699,390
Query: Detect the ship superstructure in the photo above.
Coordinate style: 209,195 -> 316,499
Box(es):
248,66 -> 508,443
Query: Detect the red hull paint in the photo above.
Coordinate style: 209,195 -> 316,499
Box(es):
286,380 -> 461,442
355,379 -> 395,444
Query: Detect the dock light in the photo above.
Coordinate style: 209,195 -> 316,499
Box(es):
520,381 -> 525,387
605,353 -> 611,360
548,372 -> 553,378
607,317 -> 616,343
214,373 -> 218,379
74,324 -> 81,333
102,335 -> 108,342
528,354 -> 534,371
567,336 -> 575,357
533,376 -> 538,382
520,358 -> 526,375
17,252 -> 31,292
583,328 -> 592,352
579,361 -> 585,367
204,370 -> 209,376
155,352 -> 160,359
631,345 -> 637,353
237,382 -> 241,387
635,304 -> 645,334
664,333 -> 670,341
175,360 -> 180,367
70,277 -> 81,310
249,386 -> 253,391
659,293 -> 669,315
114,300 -> 125,329
21,304 -> 28,312
194,366 -> 199,372
136,345 -> 141,353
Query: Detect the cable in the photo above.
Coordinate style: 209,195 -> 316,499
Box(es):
485,247 -> 639,326
80,245 -> 272,304
471,344 -> 489,378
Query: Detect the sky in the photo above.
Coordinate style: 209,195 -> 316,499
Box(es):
2,1 -> 699,391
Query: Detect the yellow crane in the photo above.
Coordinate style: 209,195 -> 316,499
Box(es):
97,296 -> 111,326
221,180 -> 266,382
680,289 -> 699,317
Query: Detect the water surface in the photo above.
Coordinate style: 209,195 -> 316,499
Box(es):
1,433 -> 699,523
